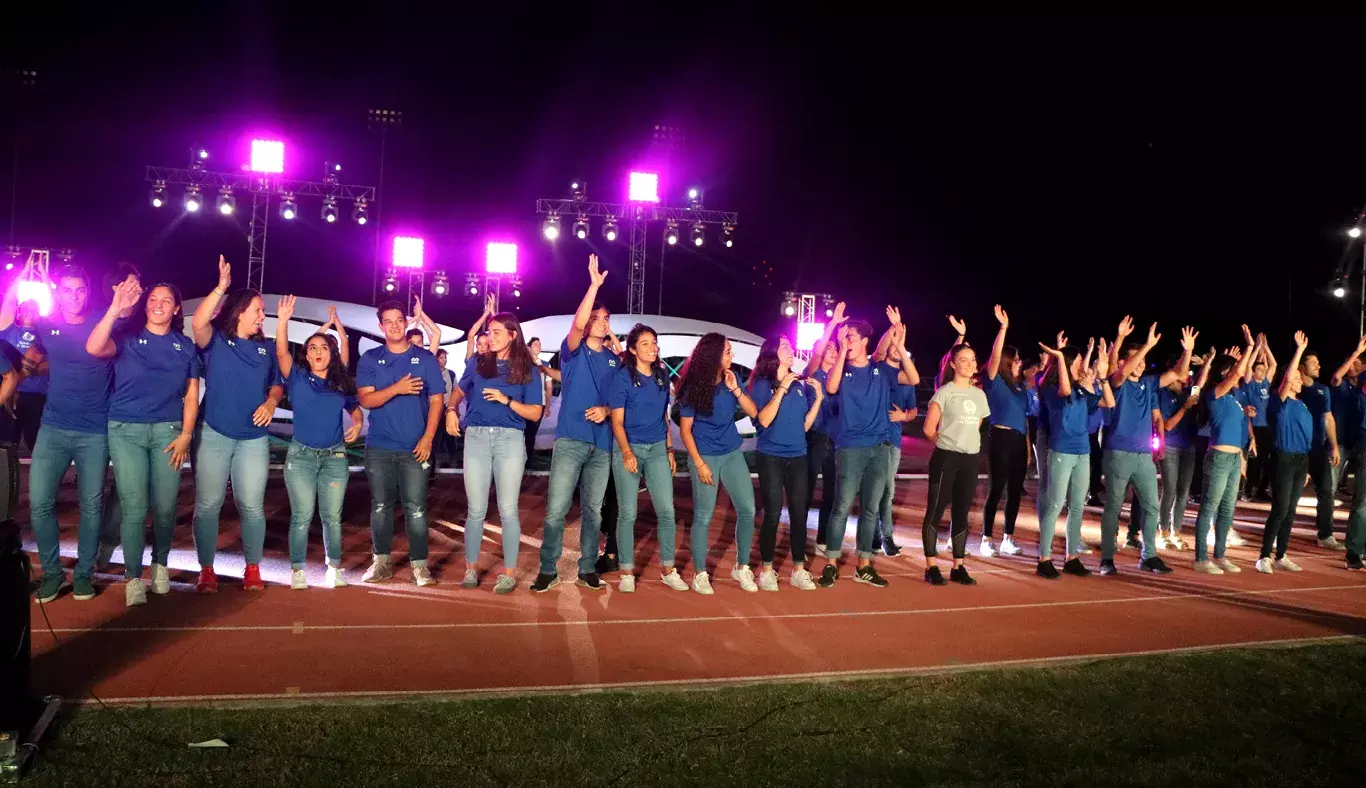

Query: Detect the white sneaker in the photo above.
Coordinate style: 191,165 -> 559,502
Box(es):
660,570 -> 689,592
1255,557 -> 1275,574
1167,532 -> 1189,551
999,535 -> 1023,556
814,543 -> 826,555
461,568 -> 479,589
619,574 -> 636,593
1226,530 -> 1247,548
125,578 -> 147,607
324,566 -> 347,588
1076,541 -> 1095,555
691,572 -> 715,595
1217,557 -> 1241,573
1155,534 -> 1172,551
1194,560 -> 1225,575
149,563 -> 171,595
758,568 -> 779,592
1318,535 -> 1346,551
493,574 -> 517,594
978,540 -> 998,558
734,565 -> 759,592
790,569 -> 817,590
1275,557 -> 1303,572
291,569 -> 308,590
412,564 -> 435,587
361,555 -> 393,583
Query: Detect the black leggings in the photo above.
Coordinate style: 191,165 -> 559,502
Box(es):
923,447 -> 980,559
601,470 -> 621,556
756,452 -> 810,563
806,431 -> 836,546
983,427 -> 1026,537
1262,451 -> 1308,560
524,418 -> 542,458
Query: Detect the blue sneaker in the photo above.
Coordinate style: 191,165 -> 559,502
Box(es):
72,575 -> 96,601
36,573 -> 65,603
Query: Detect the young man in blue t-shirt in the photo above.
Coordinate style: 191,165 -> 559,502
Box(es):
356,300 -> 447,586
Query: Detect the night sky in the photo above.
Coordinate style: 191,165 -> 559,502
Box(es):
5,16 -> 1366,367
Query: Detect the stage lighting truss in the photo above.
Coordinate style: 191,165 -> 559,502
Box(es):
352,198 -> 369,225
822,294 -> 836,317
689,222 -> 705,247
722,223 -> 735,248
543,215 -> 561,241
663,220 -> 679,246
687,187 -> 703,208
321,196 -> 339,224
280,194 -> 299,220
145,165 -> 376,224
150,182 -> 167,208
464,273 -> 482,297
184,185 -> 203,213
602,217 -> 619,242
382,269 -> 399,294
431,271 -> 450,297
573,216 -> 590,240
780,291 -> 798,318
216,187 -> 236,216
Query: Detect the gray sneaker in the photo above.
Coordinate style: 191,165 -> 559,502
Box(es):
493,574 -> 518,594
461,568 -> 479,589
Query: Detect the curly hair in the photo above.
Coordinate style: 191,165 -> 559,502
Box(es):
477,312 -> 533,385
679,332 -> 727,417
747,334 -> 787,388
622,324 -> 666,388
299,333 -> 357,396
213,288 -> 264,341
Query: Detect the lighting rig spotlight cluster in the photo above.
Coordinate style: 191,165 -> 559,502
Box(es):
538,180 -> 737,249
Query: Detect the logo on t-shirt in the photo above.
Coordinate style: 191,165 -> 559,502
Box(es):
410,357 -> 419,365
378,359 -> 386,365
49,329 -> 60,336
21,332 -> 32,342
257,347 -> 267,356
227,339 -> 235,346
608,359 -> 617,367
962,399 -> 978,415
873,368 -> 880,376
138,338 -> 148,345
173,342 -> 182,351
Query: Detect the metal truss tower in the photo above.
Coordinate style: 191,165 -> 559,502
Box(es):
795,294 -> 817,363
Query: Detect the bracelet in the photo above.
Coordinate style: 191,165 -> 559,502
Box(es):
729,388 -> 742,397
212,288 -> 226,296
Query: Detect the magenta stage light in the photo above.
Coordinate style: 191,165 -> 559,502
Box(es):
17,279 -> 53,317
796,322 -> 825,352
392,236 -> 425,269
1151,435 -> 1162,451
628,171 -> 660,203
250,139 -> 285,174
486,242 -> 518,274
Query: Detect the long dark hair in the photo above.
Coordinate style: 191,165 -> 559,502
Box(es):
999,345 -> 1021,387
1043,347 -> 1083,389
623,323 -> 666,387
748,334 -> 786,388
679,332 -> 727,417
144,282 -> 185,334
298,333 -> 356,396
213,288 -> 264,341
477,312 -> 532,384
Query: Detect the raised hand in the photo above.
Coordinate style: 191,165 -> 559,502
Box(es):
1056,331 -> 1068,349
1241,324 -> 1254,346
1038,342 -> 1064,358
588,254 -> 608,287
947,314 -> 966,336
831,302 -> 846,324
412,295 -> 425,320
484,293 -> 496,317
276,294 -> 297,323
1146,322 -> 1161,347
111,279 -> 141,313
1086,337 -> 1095,356
1180,326 -> 1198,351
1095,338 -> 1110,378
886,306 -> 903,327
1355,333 -> 1366,355
216,254 -> 231,292
994,304 -> 1008,327
1117,315 -> 1134,340
1228,346 -> 1243,361
1295,331 -> 1309,350
838,326 -> 851,354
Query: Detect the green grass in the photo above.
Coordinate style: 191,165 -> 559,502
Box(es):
22,642 -> 1365,788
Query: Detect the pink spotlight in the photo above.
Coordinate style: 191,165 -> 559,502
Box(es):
486,242 -> 518,274
16,279 -> 53,317
1151,435 -> 1162,452
249,139 -> 285,174
628,172 -> 660,203
392,236 -> 425,269
796,322 -> 825,352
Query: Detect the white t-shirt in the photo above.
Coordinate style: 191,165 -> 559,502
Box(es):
930,382 -> 990,454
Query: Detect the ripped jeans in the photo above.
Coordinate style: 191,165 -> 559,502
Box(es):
363,445 -> 430,564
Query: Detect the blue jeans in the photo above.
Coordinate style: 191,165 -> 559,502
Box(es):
1100,450 -> 1160,561
193,423 -> 269,567
825,444 -> 888,560
1159,447 -> 1197,533
612,440 -> 677,570
463,426 -> 527,571
687,449 -> 757,571
1345,446 -> 1366,555
1195,449 -> 1242,561
538,437 -> 612,576
364,445 -> 430,564
1038,451 -> 1089,559
877,445 -> 902,541
29,425 -> 109,579
108,420 -> 183,579
284,441 -> 350,568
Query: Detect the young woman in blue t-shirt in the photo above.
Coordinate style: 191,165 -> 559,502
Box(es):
1258,331 -> 1312,574
1193,326 -> 1258,574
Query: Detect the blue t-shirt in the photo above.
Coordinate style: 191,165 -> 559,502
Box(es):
1302,381 -> 1331,451
750,377 -> 810,458
200,330 -> 282,440
606,364 -> 670,445
1157,386 -> 1197,451
109,329 -> 199,424
1042,385 -> 1101,455
33,316 -> 114,434
810,368 -> 840,437
886,384 -> 916,444
1244,379 -> 1271,428
356,344 -> 446,452
983,375 -> 1029,434
287,366 -> 360,449
1,324 -> 47,394
555,338 -> 619,451
1026,387 -> 1040,418
1107,374 -> 1160,454
1333,379 -> 1359,450
1206,389 -> 1247,448
1270,395 -> 1312,455
832,361 -> 899,450
458,356 -> 545,430
681,383 -> 743,456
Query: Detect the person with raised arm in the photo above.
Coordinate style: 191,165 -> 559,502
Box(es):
445,312 -> 543,593
1156,348 -> 1214,551
356,298 -> 446,587
1335,333 -> 1366,571
530,256 -> 620,592
1096,318 -> 1193,575
274,295 -> 363,590
1192,327 -> 1259,574
980,305 -> 1031,558
606,323 -> 683,593
1035,338 -> 1115,579
1032,331 -> 1068,524
815,307 -> 920,589
1327,338 -> 1361,504
1243,334 -> 1276,501
748,333 -> 823,591
920,319 -> 991,587
86,280 -> 197,606
1257,332 -> 1312,574
678,333 -> 760,594
805,302 -> 845,554
870,317 -> 921,558
465,293 -> 495,360
1294,346 -> 1342,550
189,255 -> 283,593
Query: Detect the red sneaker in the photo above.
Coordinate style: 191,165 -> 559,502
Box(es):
196,567 -> 219,594
242,564 -> 265,592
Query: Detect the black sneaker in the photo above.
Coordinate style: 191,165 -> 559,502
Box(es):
1140,556 -> 1173,575
818,565 -> 839,588
576,572 -> 604,590
1098,559 -> 1117,576
530,573 -> 560,593
595,553 -> 619,575
949,565 -> 976,585
1347,552 -> 1364,572
1063,558 -> 1091,577
1086,495 -> 1103,508
883,539 -> 902,558
870,536 -> 883,553
924,566 -> 947,586
1036,560 -> 1060,579
1124,536 -> 1143,551
854,565 -> 889,588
